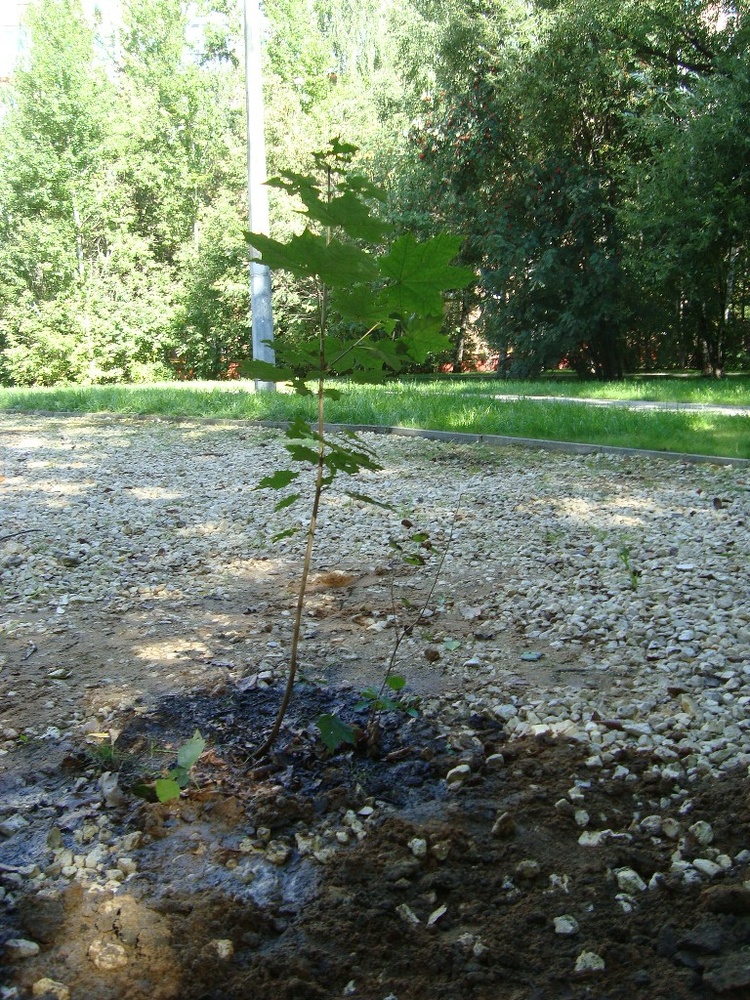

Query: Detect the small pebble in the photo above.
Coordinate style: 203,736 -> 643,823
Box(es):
32,981 -> 70,1000
689,820 -> 714,846
575,950 -> 605,972
615,868 -> 647,893
554,915 -> 579,936
446,764 -> 471,786
5,938 -> 40,959
211,939 -> 234,960
408,837 -> 428,858
693,858 -> 723,878
88,939 -> 128,970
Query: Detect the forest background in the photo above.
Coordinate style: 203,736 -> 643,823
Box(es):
0,0 -> 748,388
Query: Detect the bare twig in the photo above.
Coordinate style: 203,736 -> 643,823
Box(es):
0,528 -> 42,543
367,495 -> 463,743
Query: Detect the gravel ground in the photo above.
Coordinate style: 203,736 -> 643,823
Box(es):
3,411 -> 749,768
2,411 -> 750,999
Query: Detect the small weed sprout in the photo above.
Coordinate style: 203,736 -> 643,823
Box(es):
131,731 -> 206,803
618,545 -> 641,590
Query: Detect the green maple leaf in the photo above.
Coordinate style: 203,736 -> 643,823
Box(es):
377,233 -> 475,315
247,229 -> 379,286
316,714 -> 357,752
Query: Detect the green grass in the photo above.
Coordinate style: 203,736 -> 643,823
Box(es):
1,376 -> 749,459
406,372 -> 750,406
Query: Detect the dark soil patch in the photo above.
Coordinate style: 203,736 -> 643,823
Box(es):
3,682 -> 750,999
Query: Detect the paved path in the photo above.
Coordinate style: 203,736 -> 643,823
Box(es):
492,394 -> 750,416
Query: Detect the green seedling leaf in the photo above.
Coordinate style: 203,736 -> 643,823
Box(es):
274,493 -> 302,512
316,714 -> 357,752
177,731 -> 206,770
401,323 -> 454,364
272,527 -> 299,542
377,233 -> 475,316
386,675 -> 406,692
285,416 -> 317,441
341,172 -> 387,202
239,360 -> 296,382
257,469 -> 300,491
409,532 -> 430,543
285,444 -> 320,464
131,782 -> 158,802
155,778 -> 182,803
343,490 -> 395,511
325,137 -> 359,159
168,765 -> 190,788
403,553 -> 426,566
247,229 -> 380,286
297,187 -> 391,242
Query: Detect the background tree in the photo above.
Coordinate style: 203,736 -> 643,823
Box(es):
0,0 -> 748,384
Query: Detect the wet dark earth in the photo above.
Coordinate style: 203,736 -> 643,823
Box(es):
3,681 -> 750,1000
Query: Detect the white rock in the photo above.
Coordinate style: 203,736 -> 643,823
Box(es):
88,939 -> 128,970
32,980 -> 70,1000
494,704 -> 518,722
211,939 -> 234,960
615,868 -> 647,893
662,818 -> 681,839
554,915 -> 579,936
574,950 -> 605,972
640,815 -> 663,836
516,859 -> 541,879
396,903 -> 420,925
84,844 -> 108,870
5,938 -> 40,959
446,764 -> 471,786
98,772 -> 127,808
692,858 -> 723,878
408,837 -> 428,858
689,820 -> 714,845
578,830 -> 612,847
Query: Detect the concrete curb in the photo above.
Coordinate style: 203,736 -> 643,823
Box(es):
5,409 -> 749,468
258,421 -> 750,468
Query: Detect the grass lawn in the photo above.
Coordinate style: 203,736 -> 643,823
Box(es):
1,375 -> 749,460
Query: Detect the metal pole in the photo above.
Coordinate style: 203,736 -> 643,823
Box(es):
244,0 -> 275,392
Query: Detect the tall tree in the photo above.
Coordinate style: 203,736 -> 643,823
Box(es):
0,0 -> 122,382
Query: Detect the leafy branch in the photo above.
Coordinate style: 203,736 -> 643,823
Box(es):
242,140 -> 473,759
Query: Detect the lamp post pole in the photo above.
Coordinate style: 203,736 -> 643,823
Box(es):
243,0 -> 275,391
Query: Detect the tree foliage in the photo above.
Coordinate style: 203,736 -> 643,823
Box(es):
0,0 -> 748,385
